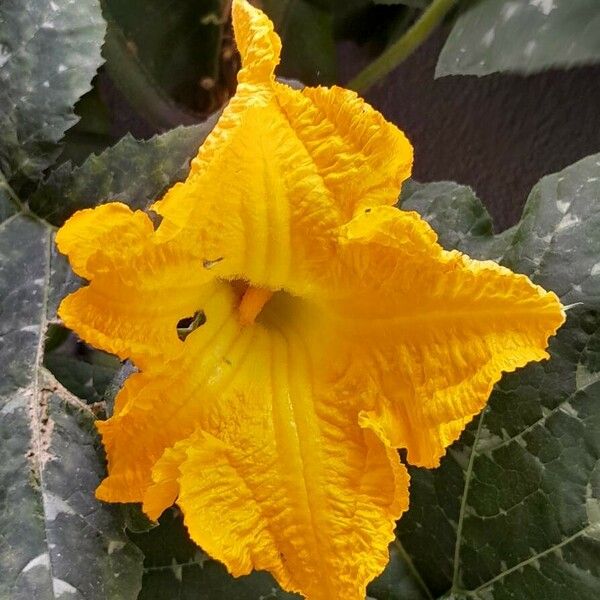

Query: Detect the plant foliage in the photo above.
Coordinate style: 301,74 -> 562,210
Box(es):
1,0 -> 599,598
437,0 -> 600,77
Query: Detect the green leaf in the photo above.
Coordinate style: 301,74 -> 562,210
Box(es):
30,117 -> 217,226
0,0 -> 106,185
437,0 -> 600,77
400,179 -> 516,261
122,504 -> 158,535
367,541 -> 432,600
394,154 -> 600,598
58,86 -> 117,168
0,204 -> 143,598
263,0 -> 337,85
44,345 -> 121,404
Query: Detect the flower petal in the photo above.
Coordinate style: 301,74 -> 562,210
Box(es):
275,83 -> 413,217
161,424 -> 405,600
231,0 -> 281,85
95,282 -> 408,599
57,203 -> 213,369
156,0 -> 413,249
318,206 -> 565,467
55,202 -> 154,280
141,321 -> 408,600
96,281 -> 242,501
154,104 -> 340,294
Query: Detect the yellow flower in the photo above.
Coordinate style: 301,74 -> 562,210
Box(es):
55,1 -> 565,598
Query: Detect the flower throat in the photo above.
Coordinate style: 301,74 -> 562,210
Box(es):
237,285 -> 274,326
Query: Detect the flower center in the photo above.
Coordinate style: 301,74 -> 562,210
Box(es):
238,286 -> 274,326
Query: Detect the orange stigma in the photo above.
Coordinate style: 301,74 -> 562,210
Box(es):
238,286 -> 273,326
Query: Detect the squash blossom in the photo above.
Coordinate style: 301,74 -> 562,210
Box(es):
55,1 -> 565,598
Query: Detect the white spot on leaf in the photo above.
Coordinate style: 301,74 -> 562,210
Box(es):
559,403 -> 578,418
171,558 -> 183,582
53,578 -> 78,597
557,212 -> 579,231
482,28 -> 495,46
524,41 -> 536,58
474,424 -> 504,451
576,362 -> 600,391
44,493 -> 75,521
22,552 -> 50,573
0,397 -> 22,416
531,0 -> 556,15
0,43 -> 11,68
586,482 -> 600,524
108,540 -> 126,555
502,2 -> 520,20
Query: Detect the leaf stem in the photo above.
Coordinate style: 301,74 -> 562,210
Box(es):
101,12 -> 199,129
451,410 -> 485,592
393,539 -> 434,600
348,0 -> 459,93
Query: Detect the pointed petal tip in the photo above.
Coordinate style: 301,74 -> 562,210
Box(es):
95,477 -> 138,504
142,483 -> 176,522
55,202 -> 154,279
231,0 -> 281,84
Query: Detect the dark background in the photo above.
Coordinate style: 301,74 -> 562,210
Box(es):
343,28 -> 600,231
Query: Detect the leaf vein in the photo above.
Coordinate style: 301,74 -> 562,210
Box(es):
451,410 -> 486,592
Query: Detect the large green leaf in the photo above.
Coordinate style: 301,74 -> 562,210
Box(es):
57,85 -> 117,169
44,344 -> 121,404
0,203 -> 143,598
394,154 -> 600,598
437,0 -> 600,77
0,0 -> 106,185
400,180 -> 516,261
30,117 -> 217,226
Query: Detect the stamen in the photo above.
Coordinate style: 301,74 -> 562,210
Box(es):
238,286 -> 274,326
